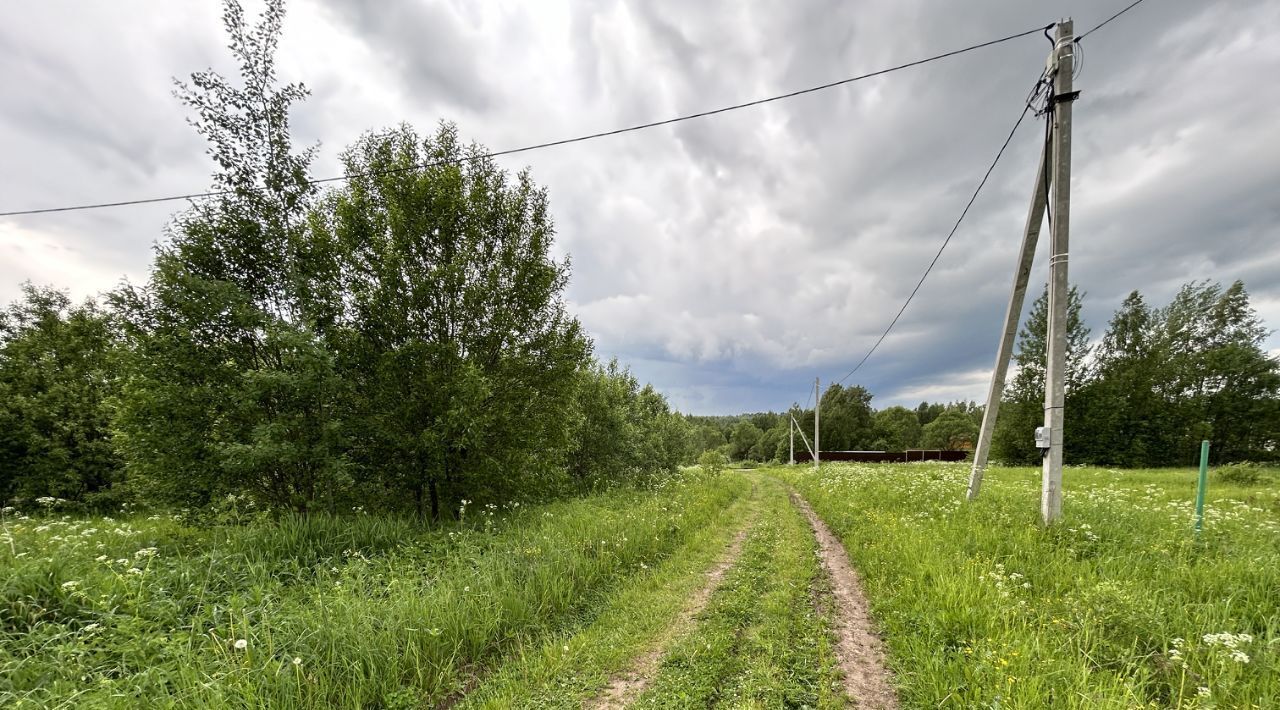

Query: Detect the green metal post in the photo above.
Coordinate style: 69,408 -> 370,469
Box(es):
1194,440 -> 1210,534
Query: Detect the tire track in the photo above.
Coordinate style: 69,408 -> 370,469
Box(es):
791,491 -> 899,709
586,513 -> 757,709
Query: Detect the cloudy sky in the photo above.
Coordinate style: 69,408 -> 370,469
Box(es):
2,0 -> 1277,414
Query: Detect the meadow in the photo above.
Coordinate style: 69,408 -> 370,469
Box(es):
0,473 -> 748,708
4,462 -> 1278,708
780,462 -> 1280,708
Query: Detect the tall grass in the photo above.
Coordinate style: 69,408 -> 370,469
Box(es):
780,463 -> 1280,708
0,472 -> 746,708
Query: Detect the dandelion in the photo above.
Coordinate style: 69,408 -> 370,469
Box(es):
234,639 -> 248,650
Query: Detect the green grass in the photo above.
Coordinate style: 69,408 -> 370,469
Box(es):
636,473 -> 844,708
0,472 -> 747,708
778,462 -> 1280,709
455,477 -> 761,709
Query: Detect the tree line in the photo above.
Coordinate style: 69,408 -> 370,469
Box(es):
688,281 -> 1279,468
0,1 -> 701,518
688,397 -> 985,463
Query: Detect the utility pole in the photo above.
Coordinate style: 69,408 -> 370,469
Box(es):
967,130 -> 1052,500
1042,19 -> 1075,524
789,416 -> 795,465
814,377 -> 821,469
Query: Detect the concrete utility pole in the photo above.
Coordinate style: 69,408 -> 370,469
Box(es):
791,414 -> 815,460
814,377 -> 821,469
789,417 -> 795,465
967,133 -> 1052,500
1041,19 -> 1075,524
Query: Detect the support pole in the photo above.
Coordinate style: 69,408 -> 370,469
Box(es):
967,131 -> 1052,500
792,415 -> 815,460
814,378 -> 821,469
789,417 -> 796,465
1194,440 -> 1210,534
1041,19 -> 1074,525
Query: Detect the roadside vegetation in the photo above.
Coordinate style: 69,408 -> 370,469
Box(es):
0,472 -> 745,707
781,462 -> 1280,708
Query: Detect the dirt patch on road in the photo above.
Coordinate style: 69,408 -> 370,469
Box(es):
587,517 -> 755,709
791,492 -> 899,709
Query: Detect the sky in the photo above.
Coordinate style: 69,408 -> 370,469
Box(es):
2,0 -> 1278,415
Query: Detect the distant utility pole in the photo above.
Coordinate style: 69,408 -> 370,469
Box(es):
814,377 -> 821,469
967,122 -> 1051,500
789,417 -> 796,465
1041,19 -> 1075,524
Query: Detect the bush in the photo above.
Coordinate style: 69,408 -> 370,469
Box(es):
1213,462 -> 1269,486
698,450 -> 728,477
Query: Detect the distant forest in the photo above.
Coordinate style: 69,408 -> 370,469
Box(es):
689,281 -> 1280,468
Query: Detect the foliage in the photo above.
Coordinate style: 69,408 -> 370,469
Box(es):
0,285 -> 124,507
874,406 -> 923,451
992,284 -> 1091,465
698,450 -> 728,477
994,281 -> 1280,467
817,383 -> 876,451
921,408 -> 979,450
112,0 -> 343,512
312,122 -> 591,517
1214,462 -> 1270,486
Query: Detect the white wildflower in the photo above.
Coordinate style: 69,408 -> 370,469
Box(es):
292,657 -> 302,666
1230,650 -> 1250,664
234,639 -> 248,650
61,580 -> 80,590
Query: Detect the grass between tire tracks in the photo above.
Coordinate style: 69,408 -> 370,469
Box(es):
0,472 -> 748,708
779,462 -> 1280,709
634,473 -> 845,708
456,478 -> 760,709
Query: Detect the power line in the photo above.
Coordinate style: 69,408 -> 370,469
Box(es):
829,94 -> 1037,389
1076,0 -> 1150,43
0,24 -> 1052,218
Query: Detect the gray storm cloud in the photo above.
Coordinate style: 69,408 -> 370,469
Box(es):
1,0 -> 1276,414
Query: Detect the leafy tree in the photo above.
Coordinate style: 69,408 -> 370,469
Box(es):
873,406 -> 922,451
114,0 -> 347,512
992,284 -> 1091,464
921,408 -> 979,450
818,384 -> 876,450
315,123 -> 590,517
1157,281 -> 1280,463
915,402 -> 945,427
728,421 -> 762,461
0,285 -> 123,505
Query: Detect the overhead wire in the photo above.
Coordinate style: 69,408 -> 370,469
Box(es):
0,24 -> 1054,218
827,85 -> 1040,390
794,0 -> 1153,413
1075,0 -> 1151,43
